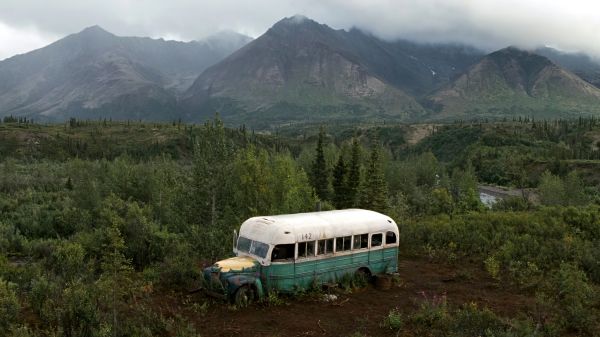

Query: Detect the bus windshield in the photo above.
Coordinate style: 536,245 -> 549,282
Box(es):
237,236 -> 270,259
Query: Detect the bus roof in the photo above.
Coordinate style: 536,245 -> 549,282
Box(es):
238,209 -> 398,246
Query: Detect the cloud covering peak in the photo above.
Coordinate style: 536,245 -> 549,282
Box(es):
0,0 -> 599,61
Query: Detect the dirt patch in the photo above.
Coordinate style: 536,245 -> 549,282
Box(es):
405,124 -> 435,145
157,256 -> 536,337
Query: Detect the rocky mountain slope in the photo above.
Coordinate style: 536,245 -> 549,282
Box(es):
182,16 -> 483,125
0,26 -> 251,121
426,47 -> 600,119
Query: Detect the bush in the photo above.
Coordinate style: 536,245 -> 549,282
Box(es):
543,263 -> 598,333
381,308 -> 403,330
0,278 -> 20,334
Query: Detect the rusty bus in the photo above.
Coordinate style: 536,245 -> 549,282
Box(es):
202,209 -> 399,305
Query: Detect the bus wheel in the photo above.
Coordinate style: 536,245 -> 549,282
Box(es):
234,285 -> 255,307
355,268 -> 372,287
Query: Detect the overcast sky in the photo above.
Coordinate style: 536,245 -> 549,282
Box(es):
1,0 -> 599,61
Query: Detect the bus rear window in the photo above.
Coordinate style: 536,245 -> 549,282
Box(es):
298,241 -> 315,258
353,234 -> 368,249
386,231 -> 397,244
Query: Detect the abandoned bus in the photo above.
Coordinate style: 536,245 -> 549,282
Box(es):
203,209 -> 399,304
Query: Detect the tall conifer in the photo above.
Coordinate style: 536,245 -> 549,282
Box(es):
311,127 -> 329,201
346,138 -> 362,207
361,143 -> 388,212
332,154 -> 349,208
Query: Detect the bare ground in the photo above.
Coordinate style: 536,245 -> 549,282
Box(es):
156,255 -> 536,337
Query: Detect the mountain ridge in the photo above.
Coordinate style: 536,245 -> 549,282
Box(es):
427,47 -> 600,119
0,26 -> 252,121
2,17 -> 600,125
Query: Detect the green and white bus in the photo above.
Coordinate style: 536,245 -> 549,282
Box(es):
202,209 -> 399,304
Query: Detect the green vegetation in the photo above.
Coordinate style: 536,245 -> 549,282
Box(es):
1,116 -> 600,335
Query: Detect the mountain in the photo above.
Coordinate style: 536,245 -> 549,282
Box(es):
535,47 -> 600,88
427,47 -> 600,120
0,26 -> 251,121
182,15 -> 483,126
2,17 -> 599,126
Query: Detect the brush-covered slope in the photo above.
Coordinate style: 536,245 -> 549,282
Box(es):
0,26 -> 251,121
427,47 -> 600,119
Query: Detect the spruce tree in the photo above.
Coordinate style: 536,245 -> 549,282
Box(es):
311,127 -> 329,201
346,138 -> 362,207
361,144 -> 388,212
332,154 -> 349,208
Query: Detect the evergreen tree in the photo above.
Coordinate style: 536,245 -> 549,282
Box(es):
332,154 -> 349,208
360,144 -> 388,212
311,127 -> 329,201
346,138 -> 362,207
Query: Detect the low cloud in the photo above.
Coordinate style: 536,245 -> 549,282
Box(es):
0,0 -> 598,60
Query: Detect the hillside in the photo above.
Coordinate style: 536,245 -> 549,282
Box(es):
535,46 -> 600,88
427,47 -> 600,120
0,26 -> 251,121
183,16 -> 483,126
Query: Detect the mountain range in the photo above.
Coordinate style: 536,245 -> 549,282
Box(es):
1,15 -> 600,126
0,26 -> 252,121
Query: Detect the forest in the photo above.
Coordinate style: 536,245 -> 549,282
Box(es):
1,116 -> 600,336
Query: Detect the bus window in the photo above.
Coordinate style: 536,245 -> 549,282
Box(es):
249,241 -> 269,259
344,236 -> 352,251
336,236 -> 352,252
317,238 -> 334,255
272,244 -> 295,261
307,241 -> 315,256
353,234 -> 368,250
371,233 -> 383,247
297,241 -> 316,258
237,237 -> 251,252
386,231 -> 397,244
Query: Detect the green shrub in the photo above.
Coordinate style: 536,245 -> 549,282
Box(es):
484,256 -> 501,280
0,278 -> 20,334
450,303 -> 505,336
411,292 -> 448,328
381,308 -> 403,330
543,263 -> 598,333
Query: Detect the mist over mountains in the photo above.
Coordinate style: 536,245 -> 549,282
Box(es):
1,16 -> 600,126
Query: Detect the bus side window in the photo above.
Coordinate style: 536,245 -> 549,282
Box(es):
307,241 -> 315,256
336,236 -> 352,252
318,239 -> 334,255
343,236 -> 351,251
353,234 -> 368,250
272,244 -> 295,261
327,239 -> 333,253
318,240 -> 326,255
297,242 -> 307,258
371,233 -> 383,247
386,231 -> 397,245
360,234 -> 368,248
298,241 -> 316,258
